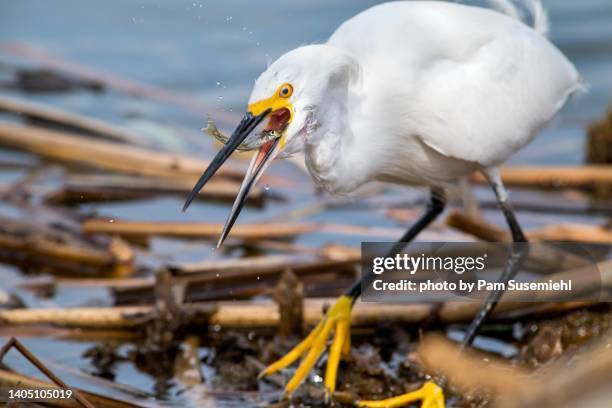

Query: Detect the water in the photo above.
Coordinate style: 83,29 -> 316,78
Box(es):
1,0 -> 610,140
0,1 -> 611,406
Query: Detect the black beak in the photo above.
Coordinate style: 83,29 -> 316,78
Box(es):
182,109 -> 271,212
216,136 -> 280,247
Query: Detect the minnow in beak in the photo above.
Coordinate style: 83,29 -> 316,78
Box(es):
183,106 -> 290,247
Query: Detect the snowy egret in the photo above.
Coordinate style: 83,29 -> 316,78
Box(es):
183,0 -> 581,406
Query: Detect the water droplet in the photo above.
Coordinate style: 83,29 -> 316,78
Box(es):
225,16 -> 233,22
264,184 -> 270,191
217,95 -> 223,101
108,219 -> 115,223
216,273 -> 220,278
256,276 -> 260,280
213,324 -> 221,332
242,26 -> 247,31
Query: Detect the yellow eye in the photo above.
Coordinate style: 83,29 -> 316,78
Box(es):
278,83 -> 293,98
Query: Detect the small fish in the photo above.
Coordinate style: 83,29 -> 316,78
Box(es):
202,117 -> 281,151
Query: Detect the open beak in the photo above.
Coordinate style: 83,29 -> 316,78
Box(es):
182,109 -> 271,213
216,136 -> 282,247
183,107 -> 288,247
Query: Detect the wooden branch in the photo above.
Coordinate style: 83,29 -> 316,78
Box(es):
0,325 -> 139,342
478,197 -> 612,216
420,331 -> 612,408
0,94 -> 151,146
447,209 -> 612,244
82,219 -> 319,240
470,165 -> 612,190
170,251 -> 358,276
82,219 -> 403,240
437,259 -> 612,323
527,223 -> 612,244
0,301 -> 429,329
55,253 -> 356,304
0,217 -> 133,276
44,173 -> 264,206
1,271 -> 604,331
418,335 -> 529,399
0,122 -> 244,180
521,333 -> 612,408
170,256 -> 356,303
446,210 -> 507,242
445,210 -> 598,272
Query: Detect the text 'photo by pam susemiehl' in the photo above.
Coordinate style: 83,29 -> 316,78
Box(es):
360,242 -> 610,303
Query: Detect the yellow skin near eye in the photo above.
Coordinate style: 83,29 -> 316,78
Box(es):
279,83 -> 293,98
247,83 -> 295,148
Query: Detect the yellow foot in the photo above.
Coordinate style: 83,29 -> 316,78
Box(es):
357,381 -> 444,408
259,295 -> 352,399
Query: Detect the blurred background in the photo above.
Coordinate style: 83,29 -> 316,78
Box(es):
0,1 -> 611,407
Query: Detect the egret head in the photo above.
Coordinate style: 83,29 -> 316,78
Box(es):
183,44 -> 359,246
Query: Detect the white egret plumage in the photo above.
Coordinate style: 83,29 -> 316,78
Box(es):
184,1 -> 581,406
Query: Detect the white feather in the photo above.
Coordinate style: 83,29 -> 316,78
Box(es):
487,0 -> 549,36
249,1 -> 580,193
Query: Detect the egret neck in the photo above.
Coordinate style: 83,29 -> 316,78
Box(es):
304,53 -> 364,194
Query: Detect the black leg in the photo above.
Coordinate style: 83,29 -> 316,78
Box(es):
346,188 -> 446,300
461,171 -> 528,348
